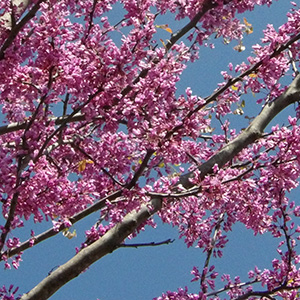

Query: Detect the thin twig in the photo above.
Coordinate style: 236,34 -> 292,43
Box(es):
119,238 -> 175,248
200,212 -> 225,293
84,0 -> 97,40
0,192 -> 20,252
206,279 -> 258,297
1,189 -> 123,259
234,284 -> 300,300
126,149 -> 155,189
279,190 -> 293,286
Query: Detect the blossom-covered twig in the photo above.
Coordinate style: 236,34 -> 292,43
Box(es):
0,0 -> 44,59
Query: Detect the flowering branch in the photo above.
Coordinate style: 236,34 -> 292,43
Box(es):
200,212 -> 224,293
1,190 -> 122,260
0,0 -> 44,59
18,68 -> 300,300
165,0 -> 221,51
0,31 -> 299,139
178,73 -> 300,189
1,147 -> 154,259
234,285 -> 300,300
2,2 -> 300,299
20,198 -> 163,300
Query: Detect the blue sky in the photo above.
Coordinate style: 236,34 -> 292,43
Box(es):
0,1 -> 299,299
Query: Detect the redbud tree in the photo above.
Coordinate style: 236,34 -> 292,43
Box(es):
1,0 -> 300,299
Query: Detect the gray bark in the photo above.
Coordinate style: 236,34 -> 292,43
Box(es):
20,74 -> 300,300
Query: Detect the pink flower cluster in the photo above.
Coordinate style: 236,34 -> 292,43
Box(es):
0,0 -> 300,299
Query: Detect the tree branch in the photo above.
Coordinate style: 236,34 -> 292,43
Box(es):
1,190 -> 123,260
234,284 -> 300,300
200,212 -> 225,293
165,0 -> 220,51
119,238 -> 174,248
0,113 -> 85,136
0,0 -> 31,30
206,279 -> 258,297
19,72 -> 300,300
178,73 -> 300,189
0,0 -> 44,60
20,197 -> 162,300
2,148 -> 155,259
0,192 -> 20,251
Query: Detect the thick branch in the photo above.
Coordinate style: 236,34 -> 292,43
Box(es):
19,73 -> 300,300
178,73 -> 300,189
20,198 -> 162,300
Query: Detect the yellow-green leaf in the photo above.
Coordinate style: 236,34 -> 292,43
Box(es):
160,38 -> 166,48
62,228 -> 77,239
243,17 -> 252,27
155,24 -> 172,33
243,17 -> 253,34
158,162 -> 165,168
249,73 -> 258,78
78,159 -> 94,172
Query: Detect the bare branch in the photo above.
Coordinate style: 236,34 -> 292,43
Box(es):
288,46 -> 299,76
20,198 -> 163,300
147,188 -> 201,198
119,238 -> 175,248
